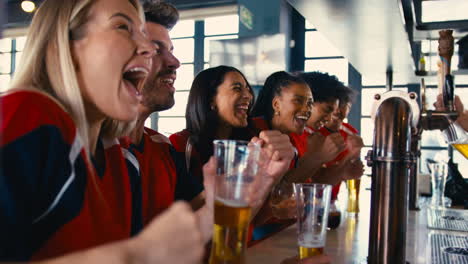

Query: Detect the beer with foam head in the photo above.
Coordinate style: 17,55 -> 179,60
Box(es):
209,199 -> 252,264
298,233 -> 325,258
294,184 -> 331,259
210,140 -> 260,264
299,245 -> 325,258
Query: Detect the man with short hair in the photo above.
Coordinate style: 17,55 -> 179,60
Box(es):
139,0 -> 180,114
126,3 -> 328,263
125,0 -> 295,244
123,1 -> 208,238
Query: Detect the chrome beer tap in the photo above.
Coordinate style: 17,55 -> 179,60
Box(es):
366,30 -> 458,264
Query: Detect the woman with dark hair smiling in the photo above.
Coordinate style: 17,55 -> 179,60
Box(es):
168,66 -> 330,263
251,71 -> 348,185
169,65 -> 296,243
170,66 -> 257,176
170,65 -> 294,182
248,71 -> 363,243
252,71 -> 313,156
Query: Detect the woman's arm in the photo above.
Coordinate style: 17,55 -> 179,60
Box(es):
0,203 -> 203,264
278,132 -> 346,186
34,202 -> 204,264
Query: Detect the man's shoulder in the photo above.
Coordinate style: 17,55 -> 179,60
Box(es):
168,129 -> 190,152
144,127 -> 172,145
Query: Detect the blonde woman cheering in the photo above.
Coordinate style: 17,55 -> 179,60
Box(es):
0,0 -> 204,263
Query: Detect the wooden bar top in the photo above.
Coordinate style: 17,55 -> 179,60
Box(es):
247,188 -> 468,264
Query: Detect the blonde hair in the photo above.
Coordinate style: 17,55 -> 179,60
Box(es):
10,0 -> 143,154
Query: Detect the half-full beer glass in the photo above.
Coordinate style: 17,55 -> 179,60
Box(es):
444,122 -> 468,159
294,183 -> 332,259
209,140 -> 261,264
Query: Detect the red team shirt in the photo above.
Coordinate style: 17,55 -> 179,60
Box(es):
318,123 -> 359,165
1,90 -> 143,261
120,128 -> 203,226
169,129 -> 204,181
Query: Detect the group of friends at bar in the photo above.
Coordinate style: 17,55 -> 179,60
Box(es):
1,0 -> 467,264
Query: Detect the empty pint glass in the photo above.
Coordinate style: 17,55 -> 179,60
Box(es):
294,183 -> 332,259
209,140 -> 261,264
429,162 -> 448,209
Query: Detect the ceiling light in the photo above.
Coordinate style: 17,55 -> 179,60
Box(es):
21,1 -> 36,13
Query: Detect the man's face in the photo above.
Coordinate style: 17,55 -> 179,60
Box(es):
140,22 -> 180,113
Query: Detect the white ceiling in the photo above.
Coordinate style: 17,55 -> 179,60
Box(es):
287,0 -> 420,84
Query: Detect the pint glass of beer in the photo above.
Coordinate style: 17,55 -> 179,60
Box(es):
346,179 -> 361,215
444,122 -> 468,159
209,140 -> 261,264
294,183 -> 332,259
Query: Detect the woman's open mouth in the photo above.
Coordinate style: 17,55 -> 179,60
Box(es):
122,66 -> 149,99
294,114 -> 310,130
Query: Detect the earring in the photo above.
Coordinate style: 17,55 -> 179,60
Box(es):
275,111 -> 280,116
211,105 -> 216,111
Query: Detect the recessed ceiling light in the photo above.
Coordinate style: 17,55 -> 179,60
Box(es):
21,0 -> 36,13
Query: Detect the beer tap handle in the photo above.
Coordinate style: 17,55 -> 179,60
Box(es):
444,74 -> 455,112
438,30 -> 454,77
421,78 -> 427,112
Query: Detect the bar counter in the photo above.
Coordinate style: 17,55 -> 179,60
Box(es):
247,189 -> 468,264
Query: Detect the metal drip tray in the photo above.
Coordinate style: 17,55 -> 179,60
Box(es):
428,209 -> 468,232
430,233 -> 468,264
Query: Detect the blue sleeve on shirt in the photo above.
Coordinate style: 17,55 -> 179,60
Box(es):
0,125 -> 87,261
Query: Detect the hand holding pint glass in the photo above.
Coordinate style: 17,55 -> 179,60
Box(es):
434,94 -> 468,159
270,181 -> 297,220
209,140 -> 261,264
294,183 -> 332,259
